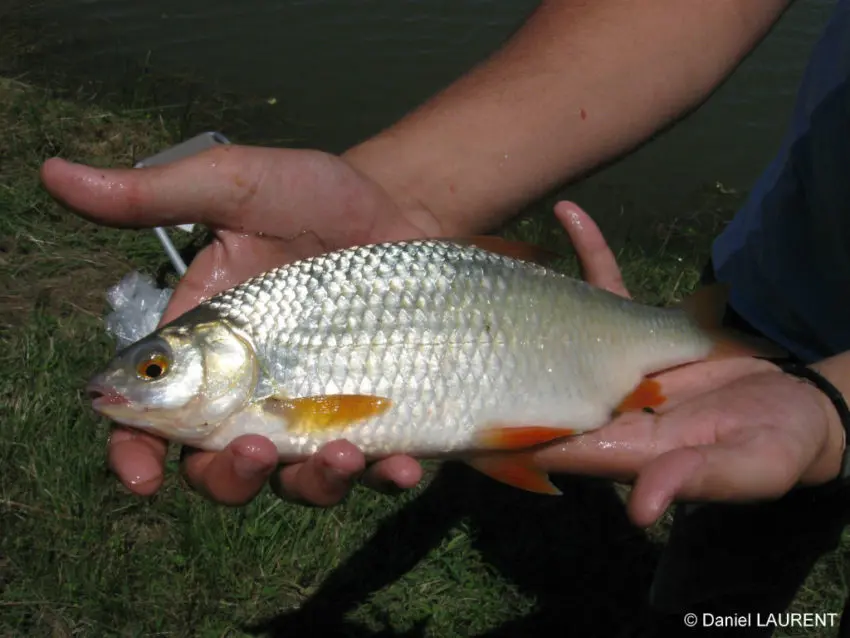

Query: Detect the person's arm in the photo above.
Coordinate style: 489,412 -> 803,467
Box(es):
344,0 -> 792,237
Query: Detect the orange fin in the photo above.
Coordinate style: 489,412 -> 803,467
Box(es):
705,328 -> 788,360
453,235 -> 561,266
466,453 -> 562,495
473,425 -> 577,450
615,378 -> 666,413
263,394 -> 392,434
678,283 -> 729,331
676,283 -> 788,360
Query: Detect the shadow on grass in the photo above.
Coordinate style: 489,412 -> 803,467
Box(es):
246,463 -> 666,637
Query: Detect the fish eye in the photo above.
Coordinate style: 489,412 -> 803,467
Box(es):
136,353 -> 170,381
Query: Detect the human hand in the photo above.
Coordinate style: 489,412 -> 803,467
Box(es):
529,203 -> 846,526
41,145 -> 430,505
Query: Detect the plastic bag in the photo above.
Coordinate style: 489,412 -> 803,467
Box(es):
103,271 -> 173,351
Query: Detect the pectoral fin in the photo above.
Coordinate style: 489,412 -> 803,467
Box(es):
262,394 -> 392,434
466,453 -> 561,495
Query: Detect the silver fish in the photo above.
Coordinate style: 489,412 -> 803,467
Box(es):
86,237 -> 746,494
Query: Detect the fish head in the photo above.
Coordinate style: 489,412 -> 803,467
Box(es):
86,314 -> 258,444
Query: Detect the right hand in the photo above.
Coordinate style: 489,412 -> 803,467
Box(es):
41,145 -> 436,506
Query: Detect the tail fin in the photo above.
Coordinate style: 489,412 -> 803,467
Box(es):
678,283 -> 788,360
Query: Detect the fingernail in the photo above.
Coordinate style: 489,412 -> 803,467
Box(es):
117,463 -> 162,496
653,492 -> 675,519
123,469 -> 159,487
233,454 -> 270,480
109,442 -> 161,490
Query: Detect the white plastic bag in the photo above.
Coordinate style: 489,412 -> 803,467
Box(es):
103,271 -> 173,351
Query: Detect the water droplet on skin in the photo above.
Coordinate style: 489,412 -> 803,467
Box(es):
565,208 -> 583,231
127,472 -> 153,486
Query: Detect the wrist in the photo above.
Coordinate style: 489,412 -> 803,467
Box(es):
342,126 -> 527,240
782,361 -> 849,484
342,138 -> 452,241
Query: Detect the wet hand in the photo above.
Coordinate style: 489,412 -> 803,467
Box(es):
535,202 -> 845,526
533,353 -> 844,526
41,145 -> 430,504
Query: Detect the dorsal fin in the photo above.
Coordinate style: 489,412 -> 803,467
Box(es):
453,235 -> 562,266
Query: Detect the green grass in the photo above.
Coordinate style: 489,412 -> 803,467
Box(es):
1,76 -> 849,637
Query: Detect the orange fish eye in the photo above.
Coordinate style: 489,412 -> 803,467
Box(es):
136,354 -> 170,381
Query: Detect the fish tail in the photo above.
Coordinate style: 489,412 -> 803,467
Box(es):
679,283 -> 787,360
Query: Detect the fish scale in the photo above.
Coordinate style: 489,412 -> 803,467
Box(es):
197,239 -> 712,457
88,237 -> 744,493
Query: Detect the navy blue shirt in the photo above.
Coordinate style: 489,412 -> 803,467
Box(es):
712,0 -> 850,363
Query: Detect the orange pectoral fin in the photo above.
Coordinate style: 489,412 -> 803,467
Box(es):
614,378 -> 666,414
466,453 -> 562,495
473,425 -> 577,451
263,394 -> 392,434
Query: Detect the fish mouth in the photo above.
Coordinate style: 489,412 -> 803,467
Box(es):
85,382 -> 130,414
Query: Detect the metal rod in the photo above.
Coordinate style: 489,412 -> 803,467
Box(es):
153,226 -> 188,276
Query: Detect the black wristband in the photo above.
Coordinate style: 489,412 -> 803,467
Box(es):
777,361 -> 850,481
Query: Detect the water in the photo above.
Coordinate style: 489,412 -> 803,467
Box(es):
22,0 -> 837,236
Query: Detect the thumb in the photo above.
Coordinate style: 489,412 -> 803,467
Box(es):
626,429 -> 803,527
554,200 -> 630,298
40,145 -> 316,231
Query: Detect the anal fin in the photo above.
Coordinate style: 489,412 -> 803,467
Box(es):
614,378 -> 666,414
466,453 -> 561,495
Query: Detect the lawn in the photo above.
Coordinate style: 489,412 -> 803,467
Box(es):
1,76 -> 848,637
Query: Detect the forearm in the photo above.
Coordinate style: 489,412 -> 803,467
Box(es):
344,0 -> 791,237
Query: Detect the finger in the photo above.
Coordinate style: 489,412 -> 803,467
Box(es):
271,440 -> 366,507
532,411 -> 661,481
360,455 -> 424,493
627,429 -> 806,527
181,434 -> 279,506
40,148 -> 265,229
40,147 -> 396,248
107,427 -> 168,496
554,200 -> 630,298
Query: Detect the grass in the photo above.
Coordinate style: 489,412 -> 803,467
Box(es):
1,74 -> 849,638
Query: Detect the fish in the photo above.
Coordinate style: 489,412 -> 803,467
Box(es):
85,237 -> 767,495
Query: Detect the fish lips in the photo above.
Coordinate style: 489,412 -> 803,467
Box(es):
85,379 -> 131,415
